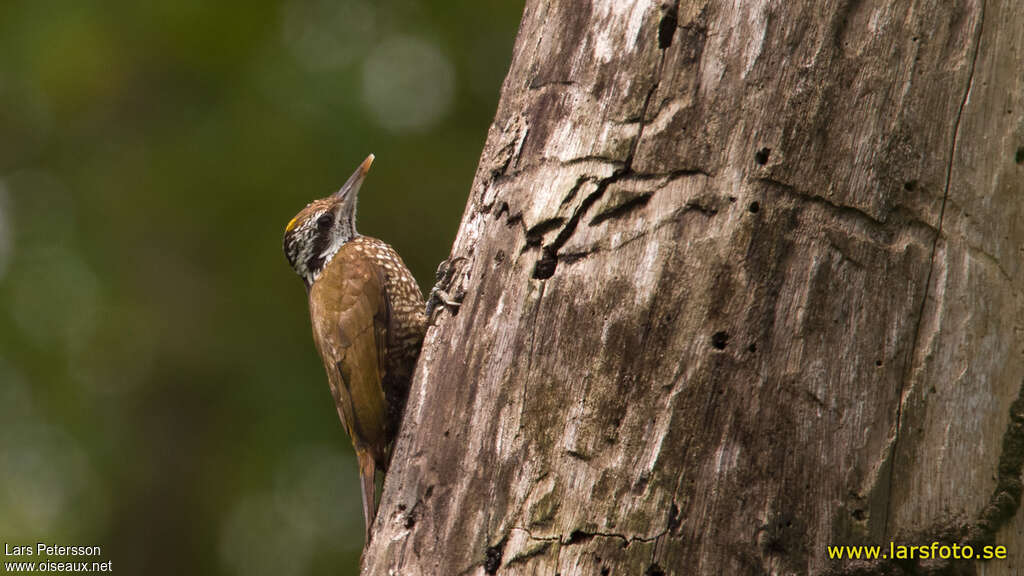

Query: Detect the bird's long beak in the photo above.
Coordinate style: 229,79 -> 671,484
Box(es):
334,154 -> 375,199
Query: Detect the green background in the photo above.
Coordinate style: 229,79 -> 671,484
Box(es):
0,1 -> 522,573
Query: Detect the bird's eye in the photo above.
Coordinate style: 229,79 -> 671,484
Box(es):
317,213 -> 334,228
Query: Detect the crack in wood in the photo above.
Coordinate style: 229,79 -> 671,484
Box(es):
532,171 -> 626,279
528,79 -> 578,91
559,205 -> 706,265
623,0 -> 681,171
504,540 -> 553,567
511,525 -> 670,548
525,217 -> 567,246
755,176 -> 888,231
533,168 -> 712,273
965,243 -> 1018,293
589,192 -> 653,226
826,377 -> 1024,576
756,176 -> 942,243
627,54 -> 667,169
883,0 -> 987,539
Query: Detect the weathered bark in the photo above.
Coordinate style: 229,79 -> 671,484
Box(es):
363,1 -> 1024,574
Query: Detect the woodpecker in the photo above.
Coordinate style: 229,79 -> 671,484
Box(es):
283,154 -> 426,541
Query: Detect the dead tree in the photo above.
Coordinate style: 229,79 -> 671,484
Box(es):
363,1 -> 1024,574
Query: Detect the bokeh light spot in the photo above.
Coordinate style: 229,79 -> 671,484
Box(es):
362,35 -> 456,133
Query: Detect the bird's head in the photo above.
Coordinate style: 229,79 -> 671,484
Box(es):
283,154 -> 374,287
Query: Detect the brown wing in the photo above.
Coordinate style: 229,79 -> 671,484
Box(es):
309,245 -> 391,463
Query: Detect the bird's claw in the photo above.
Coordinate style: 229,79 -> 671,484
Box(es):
426,256 -> 466,324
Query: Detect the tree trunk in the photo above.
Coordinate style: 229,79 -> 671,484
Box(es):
363,1 -> 1024,574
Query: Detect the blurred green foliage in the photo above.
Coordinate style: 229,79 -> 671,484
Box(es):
0,1 -> 522,573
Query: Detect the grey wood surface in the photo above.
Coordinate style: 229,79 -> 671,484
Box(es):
362,1 -> 1024,574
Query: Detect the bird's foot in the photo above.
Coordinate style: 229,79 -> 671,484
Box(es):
426,256 -> 466,324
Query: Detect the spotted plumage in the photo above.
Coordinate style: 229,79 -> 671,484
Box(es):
283,155 -> 426,542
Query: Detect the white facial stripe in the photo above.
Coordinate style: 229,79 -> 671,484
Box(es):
285,193 -> 361,285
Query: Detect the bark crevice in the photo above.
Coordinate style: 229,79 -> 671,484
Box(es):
532,170 -> 626,279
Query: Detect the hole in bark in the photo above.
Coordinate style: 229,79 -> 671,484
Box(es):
711,331 -> 730,350
748,201 -> 760,213
658,9 -> 677,49
903,179 -> 918,191
567,529 -> 589,544
748,343 -> 757,353
533,247 -> 558,279
484,537 -> 507,574
645,564 -> 666,576
875,360 -> 883,367
1016,147 -> 1024,164
600,569 -> 610,576
755,147 -> 771,165
852,508 -> 866,521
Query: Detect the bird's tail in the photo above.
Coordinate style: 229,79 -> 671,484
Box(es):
357,450 -> 377,543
